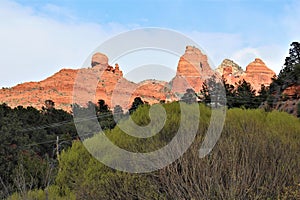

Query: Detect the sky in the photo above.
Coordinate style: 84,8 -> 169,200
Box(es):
0,0 -> 299,87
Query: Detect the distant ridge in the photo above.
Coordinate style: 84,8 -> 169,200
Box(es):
0,46 -> 276,111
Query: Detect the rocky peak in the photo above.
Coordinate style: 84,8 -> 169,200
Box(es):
176,45 -> 211,76
90,52 -> 123,77
216,59 -> 243,76
172,46 -> 213,93
104,63 -> 123,76
216,57 -> 276,92
0,48 -> 277,112
243,58 -> 276,92
91,53 -> 109,69
245,58 -> 273,73
215,59 -> 244,87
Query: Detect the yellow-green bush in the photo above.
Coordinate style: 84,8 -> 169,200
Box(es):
8,185 -> 75,200
18,103 -> 300,199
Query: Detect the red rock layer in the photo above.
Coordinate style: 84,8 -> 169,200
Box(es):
0,47 -> 277,111
217,58 -> 276,92
282,84 -> 300,98
0,56 -> 169,111
171,46 -> 214,93
243,58 -> 276,92
216,59 -> 244,86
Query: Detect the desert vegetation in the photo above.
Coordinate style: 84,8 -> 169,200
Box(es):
3,103 -> 300,199
1,42 -> 300,199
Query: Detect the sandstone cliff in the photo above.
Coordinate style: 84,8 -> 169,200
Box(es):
243,58 -> 276,92
0,46 -> 277,111
0,54 -> 170,111
216,58 -> 276,92
170,45 -> 214,94
216,59 -> 244,86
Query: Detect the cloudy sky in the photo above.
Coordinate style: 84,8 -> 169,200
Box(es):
0,0 -> 299,87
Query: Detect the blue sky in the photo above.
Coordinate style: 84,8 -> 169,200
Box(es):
0,0 -> 299,87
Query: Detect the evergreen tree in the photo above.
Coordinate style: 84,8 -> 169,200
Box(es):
129,97 -> 144,114
233,80 -> 257,109
96,99 -> 115,130
200,82 -> 211,104
222,77 -> 235,108
113,105 -> 124,122
270,41 -> 300,95
200,76 -> 226,107
284,41 -> 300,68
0,103 -> 76,198
181,88 -> 197,104
97,99 -> 109,113
256,84 -> 270,108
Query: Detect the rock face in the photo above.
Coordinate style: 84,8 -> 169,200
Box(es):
283,84 -> 300,98
91,53 -> 109,68
0,69 -> 77,111
171,46 -> 214,93
217,58 -> 276,92
275,84 -> 300,116
0,53 -> 170,111
216,59 -> 243,76
216,59 -> 244,87
243,58 -> 276,92
0,47 -> 277,112
275,99 -> 300,116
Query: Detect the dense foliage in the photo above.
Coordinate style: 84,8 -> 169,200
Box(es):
270,42 -> 300,98
200,77 -> 267,109
0,103 -> 77,199
0,99 -> 122,199
199,41 -> 300,114
128,97 -> 144,114
8,103 -> 300,199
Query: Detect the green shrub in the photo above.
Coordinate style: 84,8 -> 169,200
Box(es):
55,141 -> 164,199
159,108 -> 300,199
8,185 -> 75,200
40,103 -> 300,199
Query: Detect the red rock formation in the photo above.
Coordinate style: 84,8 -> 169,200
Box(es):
171,46 -> 214,94
0,53 -> 169,111
274,84 -> 300,117
0,48 -> 277,112
243,58 -> 276,92
0,69 -> 77,111
216,59 -> 243,76
282,84 -> 300,98
216,59 -> 244,86
217,58 -> 276,93
91,52 -> 108,69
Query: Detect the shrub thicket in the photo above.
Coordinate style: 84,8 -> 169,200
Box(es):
17,103 -> 300,199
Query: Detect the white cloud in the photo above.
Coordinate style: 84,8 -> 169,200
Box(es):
0,0 -> 297,87
0,0 -> 128,87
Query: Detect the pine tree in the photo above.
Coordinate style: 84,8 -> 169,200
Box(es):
271,41 -> 300,94
233,79 -> 257,109
129,97 -> 144,114
181,88 -> 197,104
